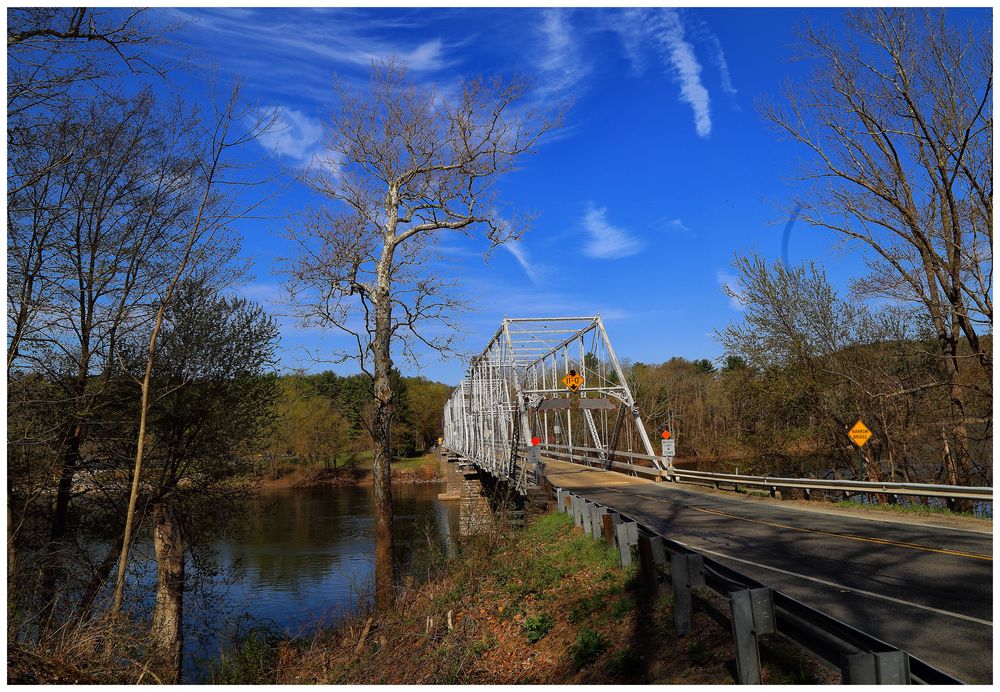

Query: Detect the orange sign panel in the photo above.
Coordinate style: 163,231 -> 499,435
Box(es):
848,420 -> 872,447
562,371 -> 584,392
661,430 -> 671,440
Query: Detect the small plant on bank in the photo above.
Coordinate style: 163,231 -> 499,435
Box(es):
687,640 -> 716,666
210,625 -> 282,684
605,648 -> 643,678
569,627 -> 608,669
522,613 -> 555,644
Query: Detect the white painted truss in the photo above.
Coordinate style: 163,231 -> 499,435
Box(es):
443,316 -> 658,489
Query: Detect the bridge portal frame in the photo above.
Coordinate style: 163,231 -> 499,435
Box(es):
443,316 -> 659,490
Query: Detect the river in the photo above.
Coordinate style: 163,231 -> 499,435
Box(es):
127,482 -> 458,682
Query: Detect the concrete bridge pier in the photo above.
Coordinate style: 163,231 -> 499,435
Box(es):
437,449 -> 525,536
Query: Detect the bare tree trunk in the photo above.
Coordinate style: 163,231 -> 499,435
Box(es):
7,499 -> 16,596
371,259 -> 396,612
112,85 -> 239,612
151,502 -> 184,683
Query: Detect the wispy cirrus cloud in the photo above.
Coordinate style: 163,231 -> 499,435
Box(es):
650,10 -> 712,138
501,241 -> 544,285
716,270 -> 745,310
667,218 -> 692,234
582,205 -> 645,259
605,9 -> 724,138
257,106 -> 325,167
708,34 -> 738,99
537,9 -> 589,95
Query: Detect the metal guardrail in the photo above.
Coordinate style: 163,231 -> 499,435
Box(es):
551,485 -> 966,685
538,443 -> 993,503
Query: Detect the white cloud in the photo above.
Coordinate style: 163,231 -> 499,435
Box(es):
257,106 -> 326,168
667,218 -> 691,233
582,205 -> 645,259
717,271 -> 745,310
538,9 -> 588,95
501,241 -> 543,285
607,8 -> 648,76
650,10 -> 712,137
708,35 -> 738,98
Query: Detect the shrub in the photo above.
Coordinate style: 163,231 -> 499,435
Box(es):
522,613 -> 555,644
569,628 -> 608,669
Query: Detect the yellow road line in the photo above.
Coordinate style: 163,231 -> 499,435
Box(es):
689,505 -> 992,562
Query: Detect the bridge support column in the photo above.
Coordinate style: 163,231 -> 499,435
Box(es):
458,468 -> 492,536
436,452 -> 463,501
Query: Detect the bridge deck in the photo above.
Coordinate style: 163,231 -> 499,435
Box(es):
541,457 -> 993,684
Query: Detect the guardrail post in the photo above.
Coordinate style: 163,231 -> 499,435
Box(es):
572,495 -> 584,528
729,588 -> 776,684
602,512 -> 618,548
650,535 -> 667,567
591,505 -> 607,540
616,520 -> 638,566
555,488 -> 565,513
637,535 -> 660,594
582,500 -> 594,536
671,553 -> 705,636
841,651 -> 910,684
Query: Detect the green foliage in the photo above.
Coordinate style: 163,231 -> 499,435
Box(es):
210,626 -> 282,684
137,280 -> 281,488
608,595 -> 635,620
272,371 -> 452,463
569,628 -> 608,669
568,594 -> 603,624
687,641 -> 716,665
605,648 -> 643,678
522,613 -> 555,644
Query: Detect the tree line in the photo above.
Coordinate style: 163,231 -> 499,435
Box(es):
264,372 -> 452,477
628,255 -> 991,499
7,5 -> 991,683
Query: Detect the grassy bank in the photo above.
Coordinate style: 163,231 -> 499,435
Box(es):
258,452 -> 441,489
216,510 -> 832,684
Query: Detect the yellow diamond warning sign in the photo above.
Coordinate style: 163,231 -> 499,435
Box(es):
848,420 -> 872,447
562,370 -> 584,392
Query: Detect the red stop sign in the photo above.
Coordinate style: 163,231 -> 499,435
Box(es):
531,436 -> 541,446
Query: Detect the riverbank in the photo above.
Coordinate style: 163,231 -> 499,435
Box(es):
214,510 -> 834,685
257,453 -> 442,490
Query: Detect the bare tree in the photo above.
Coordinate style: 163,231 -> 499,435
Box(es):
760,9 -> 992,494
8,8 -> 171,200
111,82 -> 272,616
282,60 -> 560,609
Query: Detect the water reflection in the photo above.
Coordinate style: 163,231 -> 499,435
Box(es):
178,483 -> 457,681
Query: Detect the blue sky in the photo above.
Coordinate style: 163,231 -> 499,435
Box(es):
149,6 -> 988,384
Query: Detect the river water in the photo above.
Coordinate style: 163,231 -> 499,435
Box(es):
134,483 -> 458,682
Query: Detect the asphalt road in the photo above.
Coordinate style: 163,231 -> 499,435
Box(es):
543,459 -> 993,684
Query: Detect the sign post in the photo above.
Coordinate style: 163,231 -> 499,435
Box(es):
660,430 -> 675,474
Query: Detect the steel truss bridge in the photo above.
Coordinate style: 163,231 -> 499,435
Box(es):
442,316 -> 992,505
442,316 -> 660,491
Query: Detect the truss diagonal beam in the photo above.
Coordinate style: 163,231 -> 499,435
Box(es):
443,316 -> 659,488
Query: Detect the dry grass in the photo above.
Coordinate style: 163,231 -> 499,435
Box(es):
267,511 -> 835,685
8,612 -> 163,684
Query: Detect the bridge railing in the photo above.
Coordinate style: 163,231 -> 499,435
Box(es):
539,442 -> 993,503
